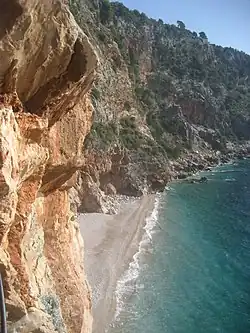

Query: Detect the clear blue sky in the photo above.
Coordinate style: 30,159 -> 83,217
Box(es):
114,0 -> 250,55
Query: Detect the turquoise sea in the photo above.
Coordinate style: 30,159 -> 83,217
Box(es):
109,159 -> 250,333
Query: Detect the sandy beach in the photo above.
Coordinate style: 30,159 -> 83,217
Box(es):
79,195 -> 156,333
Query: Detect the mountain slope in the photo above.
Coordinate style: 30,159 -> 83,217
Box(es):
70,0 -> 250,210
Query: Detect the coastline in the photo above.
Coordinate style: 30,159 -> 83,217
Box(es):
78,150 -> 250,333
99,159 -> 250,333
79,194 -> 157,333
168,146 -> 250,184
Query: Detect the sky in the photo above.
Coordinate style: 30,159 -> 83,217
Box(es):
114,0 -> 250,55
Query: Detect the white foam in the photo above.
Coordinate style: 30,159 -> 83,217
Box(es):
225,178 -> 236,182
113,194 -> 161,322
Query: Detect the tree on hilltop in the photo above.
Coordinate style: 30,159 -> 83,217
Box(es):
177,20 -> 185,29
199,31 -> 208,39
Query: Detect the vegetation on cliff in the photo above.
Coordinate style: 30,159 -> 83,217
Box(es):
71,0 -> 250,156
69,0 -> 250,195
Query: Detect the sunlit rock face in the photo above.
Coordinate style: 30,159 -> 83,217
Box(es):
0,1 -> 97,332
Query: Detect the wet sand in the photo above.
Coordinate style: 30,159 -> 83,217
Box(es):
79,195 -> 155,333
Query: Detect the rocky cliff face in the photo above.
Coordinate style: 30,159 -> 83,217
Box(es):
0,0 -> 248,330
0,1 -> 97,332
68,0 -> 250,212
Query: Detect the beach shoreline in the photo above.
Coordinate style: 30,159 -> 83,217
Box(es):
79,194 -> 156,333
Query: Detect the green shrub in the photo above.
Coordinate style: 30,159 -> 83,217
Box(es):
91,87 -> 101,101
97,31 -> 106,42
100,0 -> 113,24
120,116 -> 136,129
162,144 -> 182,159
84,121 -> 118,149
124,101 -> 131,111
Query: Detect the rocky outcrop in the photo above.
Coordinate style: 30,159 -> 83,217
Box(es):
0,1 -> 97,333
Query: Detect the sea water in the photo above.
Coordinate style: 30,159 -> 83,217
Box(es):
109,159 -> 250,333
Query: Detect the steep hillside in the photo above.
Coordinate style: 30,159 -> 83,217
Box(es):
69,0 -> 250,211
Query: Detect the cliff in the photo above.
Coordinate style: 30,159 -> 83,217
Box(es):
0,1 -> 97,332
69,0 -> 250,212
0,0 -> 249,330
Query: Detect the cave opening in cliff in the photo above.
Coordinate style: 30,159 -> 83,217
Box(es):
0,0 -> 23,40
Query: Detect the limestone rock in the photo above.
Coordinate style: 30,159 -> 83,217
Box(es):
0,0 -> 97,125
0,1 -> 97,333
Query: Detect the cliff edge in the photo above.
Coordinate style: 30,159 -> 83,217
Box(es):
0,1 -> 97,332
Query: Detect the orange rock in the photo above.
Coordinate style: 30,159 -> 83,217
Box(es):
0,0 -> 97,332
